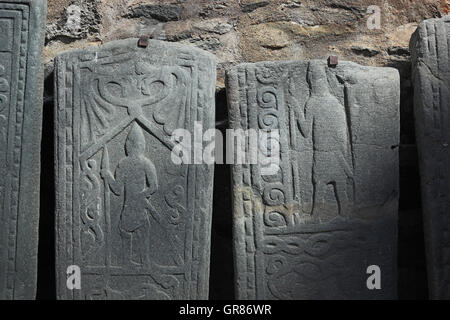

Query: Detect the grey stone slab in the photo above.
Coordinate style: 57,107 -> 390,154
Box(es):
0,0 -> 46,300
226,60 -> 400,299
410,15 -> 450,300
55,39 -> 216,300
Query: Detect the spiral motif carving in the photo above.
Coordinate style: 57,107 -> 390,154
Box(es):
259,131 -> 280,157
264,210 -> 287,228
263,184 -> 286,206
256,84 -> 285,206
266,255 -> 292,300
257,86 -> 278,109
258,110 -> 279,130
266,255 -> 288,275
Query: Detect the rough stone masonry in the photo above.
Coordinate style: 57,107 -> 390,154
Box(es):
0,0 -> 46,300
410,15 -> 450,300
54,39 -> 216,299
227,60 -> 400,299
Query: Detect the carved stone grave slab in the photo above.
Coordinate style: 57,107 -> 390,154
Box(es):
55,39 -> 216,299
0,0 -> 46,300
410,16 -> 450,299
227,60 -> 400,299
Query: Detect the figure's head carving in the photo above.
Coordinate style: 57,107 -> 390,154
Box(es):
307,62 -> 329,94
125,123 -> 146,157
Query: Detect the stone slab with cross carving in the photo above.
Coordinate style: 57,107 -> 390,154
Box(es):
226,60 -> 400,299
54,39 -> 216,300
0,0 -> 46,300
410,16 -> 450,300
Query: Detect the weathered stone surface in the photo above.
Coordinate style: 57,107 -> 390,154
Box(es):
0,0 -> 46,300
55,39 -> 216,299
227,60 -> 400,299
46,0 -> 101,42
410,15 -> 450,300
44,0 -> 444,91
126,4 -> 184,22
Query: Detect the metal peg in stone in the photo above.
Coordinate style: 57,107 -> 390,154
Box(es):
328,55 -> 339,67
138,35 -> 149,48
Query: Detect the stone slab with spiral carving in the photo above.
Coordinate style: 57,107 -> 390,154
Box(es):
410,15 -> 450,300
226,60 -> 400,299
0,0 -> 46,300
54,39 -> 216,300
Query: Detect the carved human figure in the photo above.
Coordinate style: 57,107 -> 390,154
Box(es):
294,62 -> 353,217
101,123 -> 159,266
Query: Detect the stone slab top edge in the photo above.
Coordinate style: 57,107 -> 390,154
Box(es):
53,38 -> 217,62
415,14 -> 450,26
1,0 -> 46,4
225,59 -> 400,79
409,14 -> 450,59
1,0 -> 47,15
